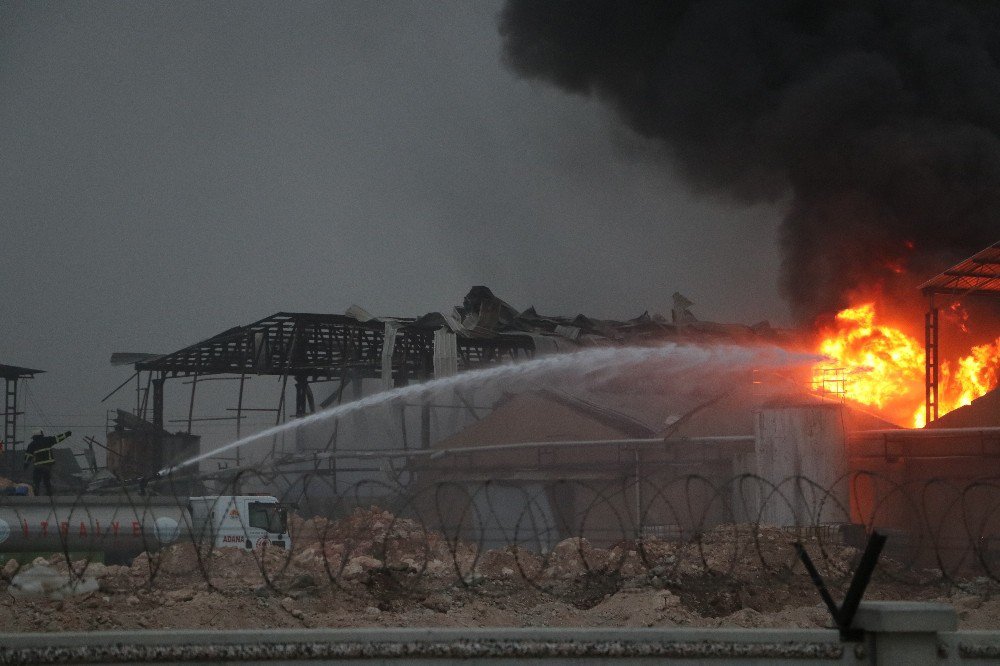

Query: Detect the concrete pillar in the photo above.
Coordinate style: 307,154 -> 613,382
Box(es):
853,601 -> 956,664
753,403 -> 849,527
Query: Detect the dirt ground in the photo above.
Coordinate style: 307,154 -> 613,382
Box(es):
2,507 -> 999,633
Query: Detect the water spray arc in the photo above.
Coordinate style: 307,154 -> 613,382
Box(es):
156,342 -> 820,478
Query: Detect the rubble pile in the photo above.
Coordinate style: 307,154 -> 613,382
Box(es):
1,506 -> 998,632
0,475 -> 31,496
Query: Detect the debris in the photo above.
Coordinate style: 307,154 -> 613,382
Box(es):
9,564 -> 99,600
0,506 -> 997,631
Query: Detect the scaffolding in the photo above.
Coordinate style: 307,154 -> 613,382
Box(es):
811,367 -> 847,401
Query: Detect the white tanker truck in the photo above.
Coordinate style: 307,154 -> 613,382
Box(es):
0,494 -> 290,563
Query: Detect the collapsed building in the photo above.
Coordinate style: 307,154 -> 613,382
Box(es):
111,287 -> 785,442
108,287 -> 787,484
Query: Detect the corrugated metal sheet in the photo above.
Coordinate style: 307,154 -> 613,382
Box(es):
380,321 -> 399,390
432,328 -> 458,378
920,240 -> 1000,296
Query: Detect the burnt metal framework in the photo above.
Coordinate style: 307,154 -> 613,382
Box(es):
920,240 -> 1000,424
0,364 -> 43,452
125,312 -> 535,444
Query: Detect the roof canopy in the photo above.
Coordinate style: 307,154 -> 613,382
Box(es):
0,364 -> 43,380
920,240 -> 1000,297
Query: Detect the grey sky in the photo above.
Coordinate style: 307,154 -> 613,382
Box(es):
1,1 -> 786,443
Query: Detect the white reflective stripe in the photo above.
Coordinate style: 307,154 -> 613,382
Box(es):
34,446 -> 55,464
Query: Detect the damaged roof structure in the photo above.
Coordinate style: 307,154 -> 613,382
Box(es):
114,287 -> 785,441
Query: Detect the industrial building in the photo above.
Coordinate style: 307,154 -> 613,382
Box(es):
79,241 -> 1000,567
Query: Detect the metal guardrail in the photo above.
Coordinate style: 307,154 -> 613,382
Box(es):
3,619 -> 1000,664
0,627 -> 854,664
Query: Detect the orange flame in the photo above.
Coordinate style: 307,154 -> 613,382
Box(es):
813,303 -> 1000,427
946,339 -> 1000,411
946,300 -> 970,333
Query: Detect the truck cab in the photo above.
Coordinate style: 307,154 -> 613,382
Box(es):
187,495 -> 290,550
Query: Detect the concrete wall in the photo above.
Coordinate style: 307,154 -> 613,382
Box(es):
847,429 -> 1000,572
754,404 -> 849,527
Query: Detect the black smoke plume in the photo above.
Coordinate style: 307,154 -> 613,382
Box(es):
501,0 -> 1000,322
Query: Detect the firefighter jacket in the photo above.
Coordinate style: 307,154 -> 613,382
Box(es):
24,431 -> 70,468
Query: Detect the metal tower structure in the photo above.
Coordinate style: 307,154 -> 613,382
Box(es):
0,363 -> 44,452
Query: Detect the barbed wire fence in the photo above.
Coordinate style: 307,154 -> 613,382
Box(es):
3,467 -> 1000,617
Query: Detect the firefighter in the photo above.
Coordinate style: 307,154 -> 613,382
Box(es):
23,429 -> 71,496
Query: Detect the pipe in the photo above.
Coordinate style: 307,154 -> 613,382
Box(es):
851,426 -> 1000,438
298,435 -> 756,462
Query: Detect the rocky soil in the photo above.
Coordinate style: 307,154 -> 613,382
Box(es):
1,507 -> 998,632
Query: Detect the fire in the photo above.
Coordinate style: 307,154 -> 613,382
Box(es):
813,303 -> 1000,427
814,304 -> 924,419
946,300 -> 970,333
948,340 -> 1000,411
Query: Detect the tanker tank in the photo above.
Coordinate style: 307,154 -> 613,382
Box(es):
0,495 -> 188,562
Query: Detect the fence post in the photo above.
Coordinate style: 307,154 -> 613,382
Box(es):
852,601 -> 955,664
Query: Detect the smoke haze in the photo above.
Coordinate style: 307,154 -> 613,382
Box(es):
501,0 -> 1000,321
2,2 -> 787,449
